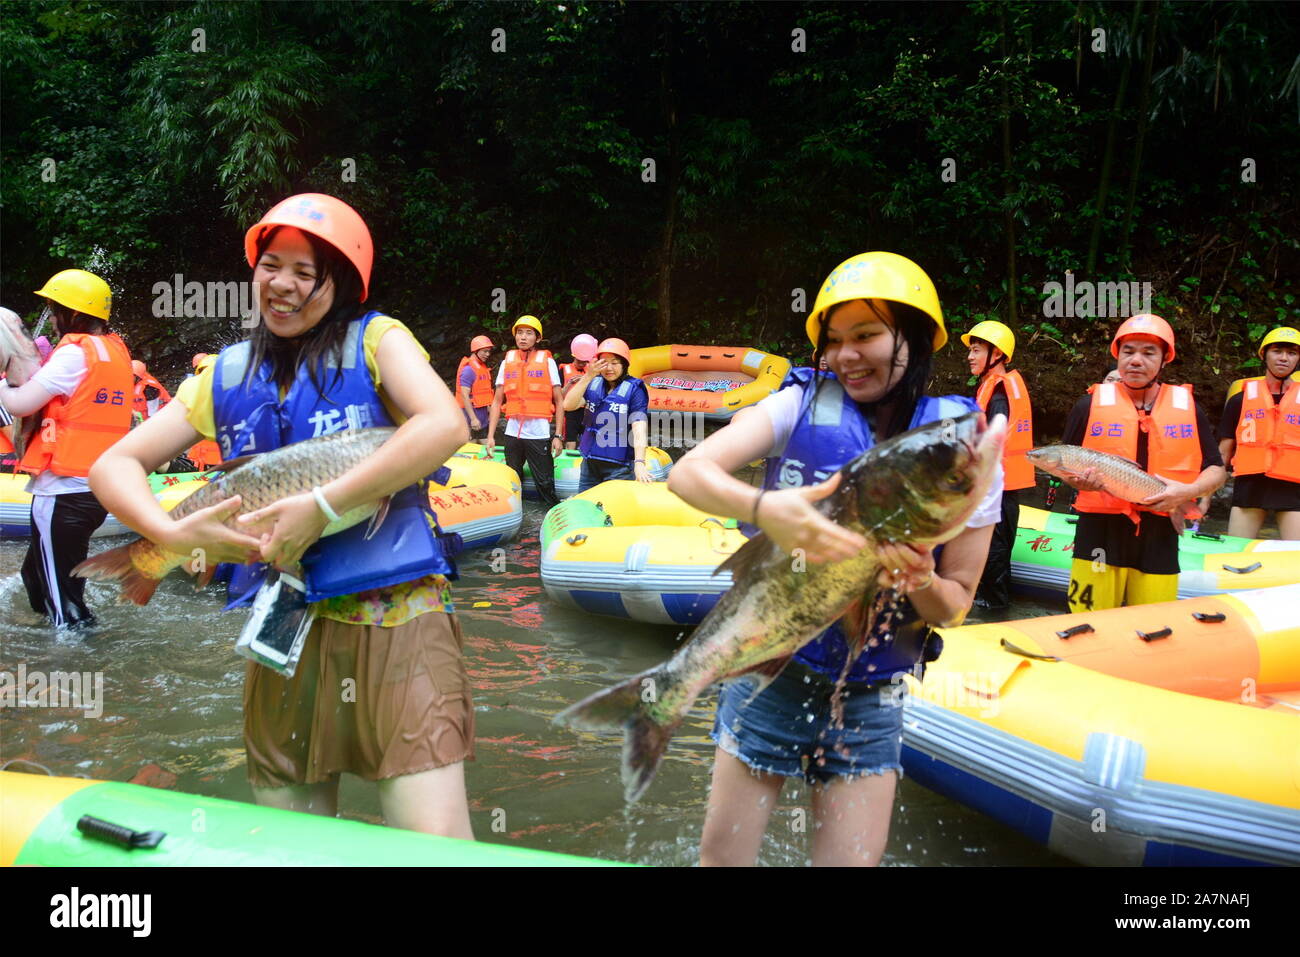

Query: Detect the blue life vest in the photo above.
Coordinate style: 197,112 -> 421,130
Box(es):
211,311 -> 455,606
755,367 -> 980,682
578,375 -> 649,464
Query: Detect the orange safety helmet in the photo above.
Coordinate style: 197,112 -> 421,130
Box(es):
596,338 -> 632,364
469,335 -> 494,353
1111,313 -> 1175,363
244,193 -> 374,302
192,353 -> 210,370
131,359 -> 146,377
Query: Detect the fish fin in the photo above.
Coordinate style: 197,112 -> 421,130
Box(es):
204,453 -> 257,475
725,655 -> 794,703
554,668 -> 679,803
72,546 -> 162,606
363,496 -> 392,541
712,534 -> 766,579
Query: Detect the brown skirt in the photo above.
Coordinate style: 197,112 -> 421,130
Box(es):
243,612 -> 475,789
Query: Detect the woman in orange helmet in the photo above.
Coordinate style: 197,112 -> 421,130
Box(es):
561,337 -> 652,492
90,193 -> 475,838
1053,315 -> 1225,611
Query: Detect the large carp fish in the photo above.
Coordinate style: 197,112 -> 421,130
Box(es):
556,412 -> 1007,802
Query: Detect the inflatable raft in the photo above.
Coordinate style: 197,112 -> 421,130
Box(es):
627,344 -> 791,422
431,456 -> 523,549
905,584 -> 1300,866
541,480 -> 745,624
0,472 -> 210,539
455,444 -> 672,500
1012,505 -> 1300,599
0,770 -> 623,867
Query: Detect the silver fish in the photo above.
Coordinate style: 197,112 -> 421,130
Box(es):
0,307 -> 43,460
1026,444 -> 1200,529
555,412 -> 1007,802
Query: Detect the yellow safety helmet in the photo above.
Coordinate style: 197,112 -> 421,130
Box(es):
960,320 -> 1016,362
1258,326 -> 1300,359
512,315 -> 543,337
33,268 -> 112,321
805,252 -> 946,351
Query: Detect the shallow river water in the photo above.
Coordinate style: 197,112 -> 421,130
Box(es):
0,493 -> 1090,868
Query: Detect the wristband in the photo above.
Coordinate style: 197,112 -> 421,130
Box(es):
634,459 -> 646,464
312,486 -> 341,524
912,570 -> 936,592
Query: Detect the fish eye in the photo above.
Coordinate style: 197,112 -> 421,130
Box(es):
945,472 -> 968,491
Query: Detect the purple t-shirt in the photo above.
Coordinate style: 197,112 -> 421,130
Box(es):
458,364 -> 489,428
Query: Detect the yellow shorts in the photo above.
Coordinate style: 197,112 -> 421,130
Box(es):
1067,558 -> 1178,612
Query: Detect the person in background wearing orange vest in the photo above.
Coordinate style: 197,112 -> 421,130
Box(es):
1218,326 -> 1300,540
962,320 -> 1033,612
1053,315 -> 1224,612
560,333 -> 597,450
455,335 -> 495,443
485,315 -> 564,506
183,353 -> 223,470
131,359 -> 172,425
0,269 -> 133,628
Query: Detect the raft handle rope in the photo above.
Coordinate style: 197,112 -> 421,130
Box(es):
999,638 -> 1061,662
1222,561 -> 1262,575
564,533 -> 588,546
1055,623 -> 1095,640
76,815 -> 166,851
1136,626 -> 1173,642
1192,611 -> 1227,623
1192,531 -> 1225,542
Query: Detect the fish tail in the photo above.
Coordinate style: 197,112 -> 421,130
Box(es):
72,545 -> 162,606
554,668 -> 679,803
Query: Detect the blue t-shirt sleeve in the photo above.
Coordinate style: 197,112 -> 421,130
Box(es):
457,365 -> 476,390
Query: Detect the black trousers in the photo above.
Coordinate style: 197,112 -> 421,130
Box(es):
974,488 -> 1019,611
504,434 -> 559,506
21,490 -> 108,628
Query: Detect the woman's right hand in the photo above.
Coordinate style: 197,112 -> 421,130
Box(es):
1063,466 -> 1107,493
158,495 -> 264,566
754,472 -> 868,563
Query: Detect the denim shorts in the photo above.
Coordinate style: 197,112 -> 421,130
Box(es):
711,662 -> 905,785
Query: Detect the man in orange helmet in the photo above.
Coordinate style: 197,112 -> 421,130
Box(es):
455,335 -> 495,443
1053,315 -> 1225,611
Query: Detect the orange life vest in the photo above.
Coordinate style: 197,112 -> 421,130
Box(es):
501,348 -> 555,419
188,438 -> 223,471
1232,377 -> 1300,482
1075,382 -> 1201,520
19,333 -> 134,478
560,362 -> 586,391
975,367 -> 1034,491
454,355 -> 494,409
132,371 -> 172,420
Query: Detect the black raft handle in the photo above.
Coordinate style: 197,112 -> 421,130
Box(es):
1136,626 -> 1173,642
1192,531 -> 1225,542
1222,561 -> 1262,574
77,815 -> 165,850
1192,611 -> 1227,623
1056,623 -> 1095,640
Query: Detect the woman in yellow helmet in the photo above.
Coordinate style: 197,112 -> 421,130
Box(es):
667,252 -> 1003,867
1218,326 -> 1300,539
0,269 -> 133,628
962,319 -> 1035,611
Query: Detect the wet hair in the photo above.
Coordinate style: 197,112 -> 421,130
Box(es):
810,299 -> 937,440
48,302 -> 107,337
244,225 -> 366,392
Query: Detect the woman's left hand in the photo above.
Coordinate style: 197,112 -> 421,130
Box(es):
237,492 -> 330,569
874,541 -> 936,592
633,461 -> 652,483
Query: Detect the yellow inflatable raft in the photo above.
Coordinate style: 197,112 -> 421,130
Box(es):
627,344 -> 791,422
905,584 -> 1300,866
540,480 -> 746,624
0,472 -> 209,539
